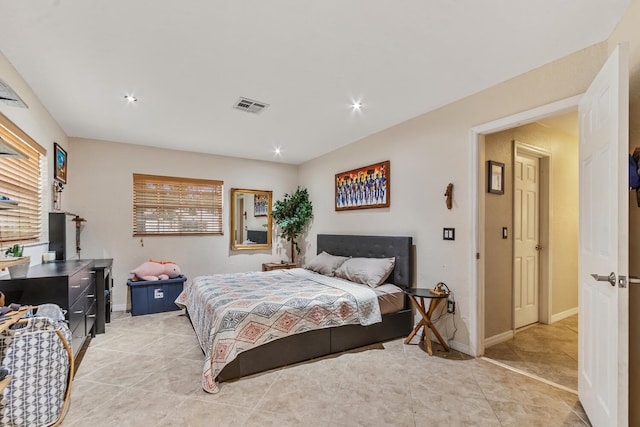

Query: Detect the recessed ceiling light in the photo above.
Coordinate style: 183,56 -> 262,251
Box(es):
351,101 -> 362,110
124,95 -> 138,102
273,146 -> 282,156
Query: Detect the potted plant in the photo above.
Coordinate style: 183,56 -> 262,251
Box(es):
3,244 -> 30,279
271,187 -> 313,264
4,244 -> 24,258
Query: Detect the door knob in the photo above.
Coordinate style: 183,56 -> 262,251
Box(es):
535,244 -> 543,251
590,272 -> 616,287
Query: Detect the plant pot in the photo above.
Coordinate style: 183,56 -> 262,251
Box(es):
7,256 -> 30,279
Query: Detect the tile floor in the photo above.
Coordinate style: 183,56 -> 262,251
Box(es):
61,311 -> 590,426
483,315 -> 578,392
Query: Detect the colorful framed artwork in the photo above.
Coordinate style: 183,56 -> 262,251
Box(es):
254,193 -> 269,216
54,142 -> 67,184
335,160 -> 390,211
488,160 -> 504,195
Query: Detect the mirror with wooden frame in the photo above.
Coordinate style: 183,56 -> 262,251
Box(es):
230,188 -> 272,250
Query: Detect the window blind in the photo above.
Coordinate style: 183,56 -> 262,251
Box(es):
133,174 -> 223,236
0,113 -> 44,245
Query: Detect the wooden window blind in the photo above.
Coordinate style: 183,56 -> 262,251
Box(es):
0,113 -> 44,245
133,174 -> 223,236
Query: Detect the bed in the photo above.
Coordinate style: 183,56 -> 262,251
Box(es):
177,234 -> 413,393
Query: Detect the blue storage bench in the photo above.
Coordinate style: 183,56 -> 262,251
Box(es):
126,275 -> 187,316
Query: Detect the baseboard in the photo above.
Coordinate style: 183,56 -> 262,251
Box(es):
112,303 -> 127,312
448,340 -> 471,355
484,330 -> 515,348
551,306 -> 578,323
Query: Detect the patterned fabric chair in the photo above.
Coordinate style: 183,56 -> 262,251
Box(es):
0,305 -> 73,427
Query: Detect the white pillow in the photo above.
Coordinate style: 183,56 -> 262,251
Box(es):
304,251 -> 349,276
334,257 -> 395,288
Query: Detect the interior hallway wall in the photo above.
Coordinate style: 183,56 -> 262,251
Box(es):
484,121 -> 578,339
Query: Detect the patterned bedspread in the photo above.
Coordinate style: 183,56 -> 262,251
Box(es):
175,268 -> 382,393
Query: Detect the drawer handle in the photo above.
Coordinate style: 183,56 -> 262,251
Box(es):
71,285 -> 81,289
86,294 -> 95,298
86,314 -> 96,318
90,271 -> 96,275
81,277 -> 89,281
73,310 -> 84,314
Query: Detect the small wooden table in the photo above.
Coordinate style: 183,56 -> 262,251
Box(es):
262,262 -> 297,272
403,287 -> 450,355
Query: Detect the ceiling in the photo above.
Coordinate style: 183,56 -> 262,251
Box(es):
0,1 -> 630,165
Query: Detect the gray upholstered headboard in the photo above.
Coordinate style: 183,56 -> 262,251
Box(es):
316,234 -> 413,287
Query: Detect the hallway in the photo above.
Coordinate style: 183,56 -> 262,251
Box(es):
483,315 -> 578,391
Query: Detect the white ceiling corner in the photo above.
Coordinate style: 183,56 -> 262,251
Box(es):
0,0 -> 631,164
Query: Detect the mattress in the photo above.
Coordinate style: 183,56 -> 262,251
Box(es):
372,283 -> 405,315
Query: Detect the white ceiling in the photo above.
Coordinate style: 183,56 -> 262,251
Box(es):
0,1 -> 630,164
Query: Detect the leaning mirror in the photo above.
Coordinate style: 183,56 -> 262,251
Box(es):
230,188 -> 272,250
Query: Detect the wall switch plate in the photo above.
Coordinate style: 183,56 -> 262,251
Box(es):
443,228 -> 455,240
502,227 -> 508,239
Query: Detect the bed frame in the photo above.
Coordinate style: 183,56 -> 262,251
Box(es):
216,234 -> 414,381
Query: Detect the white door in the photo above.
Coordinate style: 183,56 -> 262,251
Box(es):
578,44 -> 629,427
514,153 -> 540,328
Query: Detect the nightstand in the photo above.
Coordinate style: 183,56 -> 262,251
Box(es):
262,262 -> 297,271
403,287 -> 450,356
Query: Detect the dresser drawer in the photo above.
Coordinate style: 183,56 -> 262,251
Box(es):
85,300 -> 97,337
68,291 -> 88,334
69,266 -> 95,305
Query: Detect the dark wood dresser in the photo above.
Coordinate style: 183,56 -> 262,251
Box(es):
93,258 -> 113,334
0,259 -> 96,358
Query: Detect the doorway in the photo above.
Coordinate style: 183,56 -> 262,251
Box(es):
473,99 -> 580,391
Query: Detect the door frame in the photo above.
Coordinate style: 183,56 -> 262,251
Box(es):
513,141 -> 552,330
469,94 -> 581,356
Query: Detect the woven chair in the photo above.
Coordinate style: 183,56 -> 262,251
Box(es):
0,305 -> 74,427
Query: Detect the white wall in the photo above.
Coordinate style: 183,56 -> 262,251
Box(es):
298,43 -> 608,354
69,137 -> 297,308
0,50 -> 70,270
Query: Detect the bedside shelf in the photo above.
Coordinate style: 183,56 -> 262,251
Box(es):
262,262 -> 297,271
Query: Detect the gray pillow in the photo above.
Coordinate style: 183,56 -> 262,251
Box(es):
334,257 -> 395,288
304,251 -> 349,276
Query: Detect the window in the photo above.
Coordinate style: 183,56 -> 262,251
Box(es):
0,113 -> 44,245
133,174 -> 223,236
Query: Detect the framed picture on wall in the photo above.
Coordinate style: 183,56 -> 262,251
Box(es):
487,160 -> 504,194
335,160 -> 390,211
54,142 -> 67,184
254,193 -> 268,216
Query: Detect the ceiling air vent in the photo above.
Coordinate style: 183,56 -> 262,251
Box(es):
0,78 -> 28,108
233,97 -> 269,114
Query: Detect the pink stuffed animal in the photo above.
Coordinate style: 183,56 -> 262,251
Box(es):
130,260 -> 181,281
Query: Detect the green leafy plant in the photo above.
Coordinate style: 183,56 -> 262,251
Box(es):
271,187 -> 313,263
4,244 -> 24,257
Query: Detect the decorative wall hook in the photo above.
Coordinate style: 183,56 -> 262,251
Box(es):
445,183 -> 454,210
53,181 -> 64,210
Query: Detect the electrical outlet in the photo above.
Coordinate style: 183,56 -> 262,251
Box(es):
447,300 -> 455,314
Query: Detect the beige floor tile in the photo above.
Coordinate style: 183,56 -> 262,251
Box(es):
189,369 -> 277,409
57,311 -> 593,427
489,400 -> 588,426
483,314 -> 578,391
63,388 -> 186,427
158,398 -> 250,427
79,352 -> 171,387
413,395 -> 501,426
247,410 -> 331,427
